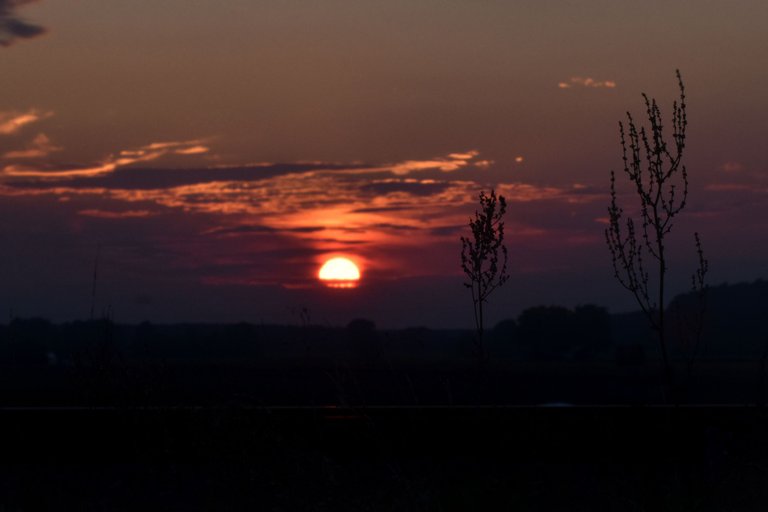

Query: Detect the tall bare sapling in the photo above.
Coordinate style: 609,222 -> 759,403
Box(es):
461,189 -> 509,360
605,71 -> 708,401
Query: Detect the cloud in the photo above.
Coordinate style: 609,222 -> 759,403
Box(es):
1,138 -> 211,179
705,182 -> 768,195
705,162 -> 767,196
428,225 -> 463,236
4,133 -> 61,158
359,179 -> 451,197
388,150 -> 481,175
77,209 -> 154,219
2,162 -> 118,179
721,161 -> 744,173
350,205 -> 416,214
0,109 -> 52,135
4,163 -> 335,189
175,145 -> 209,155
141,140 -> 210,153
558,77 -> 617,89
369,223 -> 419,231
495,182 -> 568,202
705,183 -> 753,192
0,0 -> 46,47
448,151 -> 479,160
2,156 -> 602,227
0,146 -> 622,290
0,146 -> 606,255
2,150 -> 479,189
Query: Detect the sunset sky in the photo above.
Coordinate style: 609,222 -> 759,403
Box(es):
1,0 -> 766,327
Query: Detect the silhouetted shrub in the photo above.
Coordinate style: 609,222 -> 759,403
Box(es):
492,319 -> 517,337
516,305 -> 611,360
461,189 -> 509,360
604,71 -> 707,400
1,318 -> 52,365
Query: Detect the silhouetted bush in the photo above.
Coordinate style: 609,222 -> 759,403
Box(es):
0,318 -> 52,365
492,319 -> 517,337
516,305 -> 611,360
461,189 -> 509,360
605,71 -> 707,400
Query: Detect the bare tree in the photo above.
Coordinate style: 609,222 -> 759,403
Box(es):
461,189 -> 509,360
605,70 -> 708,401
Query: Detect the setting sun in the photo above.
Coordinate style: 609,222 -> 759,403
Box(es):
318,257 -> 361,288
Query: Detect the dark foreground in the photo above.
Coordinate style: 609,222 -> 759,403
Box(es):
1,406 -> 767,510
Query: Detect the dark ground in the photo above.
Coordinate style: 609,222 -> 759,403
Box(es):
1,406 -> 767,510
1,279 -> 767,509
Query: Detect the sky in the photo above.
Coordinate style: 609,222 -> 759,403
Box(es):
0,0 -> 766,327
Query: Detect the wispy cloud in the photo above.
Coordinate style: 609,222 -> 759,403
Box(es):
140,140 -> 211,153
0,0 -> 46,47
558,77 -> 617,89
1,152 -> 601,223
1,138 -> 211,179
175,145 -> 210,155
474,159 -> 494,168
721,161 -> 744,173
0,109 -> 52,135
496,182 -> 566,202
388,150 -> 481,175
77,209 -> 155,219
448,151 -> 479,160
705,183 -> 754,192
4,133 -> 61,158
2,162 -> 118,179
0,149 -> 610,285
704,161 -> 767,196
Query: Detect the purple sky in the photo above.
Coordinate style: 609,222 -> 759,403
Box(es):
0,1 -> 766,327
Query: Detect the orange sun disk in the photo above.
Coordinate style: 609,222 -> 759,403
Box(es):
318,257 -> 361,288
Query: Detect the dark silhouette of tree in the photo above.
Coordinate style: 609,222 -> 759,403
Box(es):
516,305 -> 611,360
605,70 -> 708,401
461,189 -> 509,360
517,306 -> 573,359
572,304 -> 613,356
